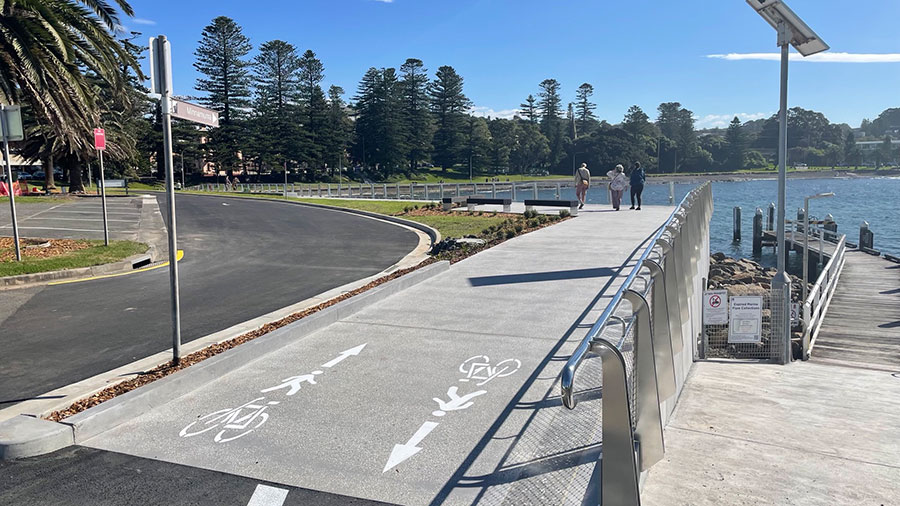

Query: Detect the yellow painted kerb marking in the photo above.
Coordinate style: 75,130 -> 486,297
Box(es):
48,250 -> 184,286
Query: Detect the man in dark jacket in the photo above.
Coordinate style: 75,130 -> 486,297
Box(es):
629,162 -> 645,210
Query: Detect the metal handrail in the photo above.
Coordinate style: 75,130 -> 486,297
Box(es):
559,182 -> 712,506
801,234 -> 847,359
561,184 -> 706,409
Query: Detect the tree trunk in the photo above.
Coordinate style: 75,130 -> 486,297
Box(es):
44,154 -> 56,190
68,160 -> 85,193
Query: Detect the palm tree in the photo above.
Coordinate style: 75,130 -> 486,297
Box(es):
0,0 -> 139,189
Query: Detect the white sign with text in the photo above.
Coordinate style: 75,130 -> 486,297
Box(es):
728,296 -> 764,344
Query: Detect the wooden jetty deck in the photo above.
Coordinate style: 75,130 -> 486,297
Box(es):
810,251 -> 900,370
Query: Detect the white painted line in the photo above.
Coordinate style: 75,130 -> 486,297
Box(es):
246,484 -> 288,506
18,217 -> 136,223
0,226 -> 137,233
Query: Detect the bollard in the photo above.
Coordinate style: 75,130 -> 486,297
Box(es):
668,181 -> 675,205
491,182 -> 496,198
533,182 -> 538,200
409,182 -> 414,200
753,208 -> 763,256
556,183 -> 561,200
512,183 -> 516,201
455,183 -> 460,197
823,214 -> 837,242
797,208 -> 806,233
733,206 -> 742,242
860,221 -> 874,250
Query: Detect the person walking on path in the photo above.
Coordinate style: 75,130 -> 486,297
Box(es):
629,161 -> 645,210
575,163 -> 591,209
607,164 -> 628,211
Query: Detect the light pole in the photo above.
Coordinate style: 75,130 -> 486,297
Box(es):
802,192 -> 834,303
747,0 -> 828,363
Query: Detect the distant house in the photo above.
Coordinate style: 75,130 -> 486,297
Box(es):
856,139 -> 900,154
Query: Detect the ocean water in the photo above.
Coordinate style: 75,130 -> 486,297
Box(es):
522,176 -> 899,264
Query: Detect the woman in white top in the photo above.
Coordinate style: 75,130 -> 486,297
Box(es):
606,164 -> 628,211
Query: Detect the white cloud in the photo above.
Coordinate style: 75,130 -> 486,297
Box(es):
470,106 -> 519,120
695,112 -> 770,130
372,0 -> 394,3
132,18 -> 157,25
707,52 -> 900,63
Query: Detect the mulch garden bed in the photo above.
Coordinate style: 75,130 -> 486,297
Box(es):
0,237 -> 92,262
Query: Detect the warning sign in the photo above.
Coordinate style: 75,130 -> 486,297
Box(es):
728,296 -> 764,344
703,290 -> 729,325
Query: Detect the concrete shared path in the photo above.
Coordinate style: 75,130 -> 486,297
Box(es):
11,205 -> 674,505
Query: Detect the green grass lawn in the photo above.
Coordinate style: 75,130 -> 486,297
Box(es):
404,214 -> 509,238
0,196 -> 75,204
0,240 -> 148,277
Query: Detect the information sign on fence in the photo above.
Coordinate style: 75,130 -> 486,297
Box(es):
791,302 -> 801,325
728,296 -> 764,344
703,290 -> 729,325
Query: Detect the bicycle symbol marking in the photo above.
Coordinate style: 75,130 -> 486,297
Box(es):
179,397 -> 279,444
458,355 -> 521,386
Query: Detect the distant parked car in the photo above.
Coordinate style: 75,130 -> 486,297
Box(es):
33,171 -> 45,179
17,173 -> 33,180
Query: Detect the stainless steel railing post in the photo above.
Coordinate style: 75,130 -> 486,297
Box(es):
644,259 -> 677,401
623,289 -> 665,470
590,340 -> 641,506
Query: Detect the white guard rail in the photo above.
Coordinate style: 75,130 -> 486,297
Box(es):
801,233 -> 847,360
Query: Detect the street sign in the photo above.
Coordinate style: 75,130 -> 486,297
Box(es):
728,296 -> 764,344
93,128 -> 106,151
703,290 -> 729,325
149,36 -> 173,96
1,105 -> 24,142
171,99 -> 220,128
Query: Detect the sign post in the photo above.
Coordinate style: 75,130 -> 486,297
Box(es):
151,35 -> 182,364
1,105 -> 24,261
93,128 -> 110,246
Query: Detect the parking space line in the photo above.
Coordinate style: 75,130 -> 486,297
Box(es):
246,484 -> 289,506
0,226 -> 136,233
18,217 -> 137,223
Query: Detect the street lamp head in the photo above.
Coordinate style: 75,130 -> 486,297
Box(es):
746,0 -> 829,56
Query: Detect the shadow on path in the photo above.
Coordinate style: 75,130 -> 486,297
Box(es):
468,268 -> 617,287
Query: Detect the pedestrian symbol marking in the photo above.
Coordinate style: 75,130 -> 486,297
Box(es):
432,387 -> 487,417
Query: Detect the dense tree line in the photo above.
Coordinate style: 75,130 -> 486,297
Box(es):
5,10 -> 897,191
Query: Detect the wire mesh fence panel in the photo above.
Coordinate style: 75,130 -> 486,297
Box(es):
701,288 -> 786,361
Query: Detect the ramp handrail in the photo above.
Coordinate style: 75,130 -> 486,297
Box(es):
560,182 -> 713,506
801,233 -> 847,359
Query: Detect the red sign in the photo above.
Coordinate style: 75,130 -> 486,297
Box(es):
93,128 -> 106,151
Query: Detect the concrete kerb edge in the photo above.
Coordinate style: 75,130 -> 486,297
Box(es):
0,260 -> 449,459
0,251 -> 153,290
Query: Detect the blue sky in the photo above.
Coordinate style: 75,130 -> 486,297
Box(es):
126,0 -> 899,129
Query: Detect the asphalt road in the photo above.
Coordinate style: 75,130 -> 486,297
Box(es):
0,446 -> 394,506
0,193 -> 418,406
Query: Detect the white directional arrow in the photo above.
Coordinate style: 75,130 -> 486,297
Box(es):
383,421 -> 439,473
321,343 -> 367,368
